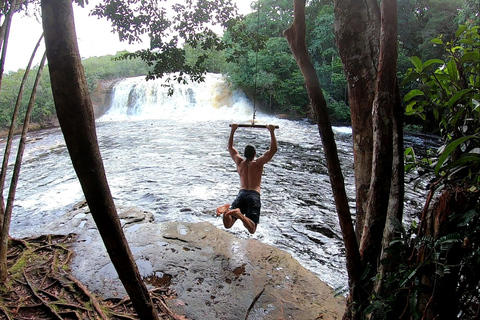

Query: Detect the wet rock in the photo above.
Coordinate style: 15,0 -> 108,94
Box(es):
67,207 -> 345,320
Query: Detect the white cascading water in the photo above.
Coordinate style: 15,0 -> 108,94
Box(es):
100,73 -> 264,123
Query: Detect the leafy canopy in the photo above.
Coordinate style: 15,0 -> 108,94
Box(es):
91,0 -> 239,83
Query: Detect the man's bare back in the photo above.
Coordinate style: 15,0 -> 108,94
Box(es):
217,124 -> 277,234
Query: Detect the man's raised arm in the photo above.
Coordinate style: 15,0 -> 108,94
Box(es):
228,124 -> 242,164
258,125 -> 277,165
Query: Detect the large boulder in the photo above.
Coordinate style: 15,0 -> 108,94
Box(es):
58,203 -> 345,319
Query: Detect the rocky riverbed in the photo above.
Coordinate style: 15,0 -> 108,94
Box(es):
31,201 -> 345,320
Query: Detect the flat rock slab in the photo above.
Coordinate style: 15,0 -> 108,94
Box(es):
51,203 -> 345,319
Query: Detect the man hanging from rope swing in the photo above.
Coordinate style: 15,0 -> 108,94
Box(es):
216,124 -> 277,234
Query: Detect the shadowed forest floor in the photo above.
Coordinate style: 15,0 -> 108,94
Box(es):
0,234 -> 187,320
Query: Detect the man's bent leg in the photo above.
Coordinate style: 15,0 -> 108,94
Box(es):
227,209 -> 257,234
223,211 -> 237,229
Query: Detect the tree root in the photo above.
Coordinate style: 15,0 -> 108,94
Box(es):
23,270 -> 65,320
0,303 -> 13,320
65,273 -> 109,320
1,234 -> 187,320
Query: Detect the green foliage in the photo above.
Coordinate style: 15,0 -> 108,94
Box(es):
403,23 -> 480,186
455,0 -> 480,25
224,0 -> 349,119
309,4 -> 348,105
82,52 -> 150,91
0,53 -> 149,129
185,43 -> 226,74
398,0 -> 465,61
91,0 -> 238,83
365,200 -> 480,319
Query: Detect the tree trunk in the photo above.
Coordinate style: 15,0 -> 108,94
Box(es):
0,32 -> 44,280
283,0 -> 361,303
375,83 -> 404,296
0,0 -> 20,89
0,52 -> 46,281
0,33 -> 43,213
334,0 -> 399,317
334,0 -> 380,243
358,0 -> 398,278
41,1 -> 158,319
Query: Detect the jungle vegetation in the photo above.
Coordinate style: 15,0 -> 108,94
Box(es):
0,0 -> 478,319
0,0 -> 476,129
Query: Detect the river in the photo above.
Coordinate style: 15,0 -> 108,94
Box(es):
5,73 -> 432,290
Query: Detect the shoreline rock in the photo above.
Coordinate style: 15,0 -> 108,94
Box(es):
19,202 -> 345,319
64,204 -> 345,319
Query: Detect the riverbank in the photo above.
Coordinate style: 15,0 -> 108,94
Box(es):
13,201 -> 346,319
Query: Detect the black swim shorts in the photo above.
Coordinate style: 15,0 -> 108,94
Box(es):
230,189 -> 261,224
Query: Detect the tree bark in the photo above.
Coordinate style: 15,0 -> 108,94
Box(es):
358,0 -> 397,273
283,0 -> 361,298
374,83 -> 404,295
41,1 -> 157,319
334,0 -> 380,243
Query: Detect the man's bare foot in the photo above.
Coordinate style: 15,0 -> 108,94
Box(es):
216,204 -> 230,216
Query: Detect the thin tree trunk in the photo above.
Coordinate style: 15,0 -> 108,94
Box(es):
0,52 -> 46,281
0,34 -> 44,280
283,0 -> 361,300
0,0 -> 25,49
374,83 -> 404,296
0,0 -> 20,90
334,0 -> 380,243
358,0 -> 398,297
0,33 -> 43,214
40,1 -> 158,318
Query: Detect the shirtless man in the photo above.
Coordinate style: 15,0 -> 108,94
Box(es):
217,124 -> 277,234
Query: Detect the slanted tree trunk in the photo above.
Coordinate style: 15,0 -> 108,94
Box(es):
283,0 -> 361,298
0,33 -> 43,212
0,52 -> 46,281
0,0 -> 21,89
0,33 -> 44,281
41,1 -> 157,319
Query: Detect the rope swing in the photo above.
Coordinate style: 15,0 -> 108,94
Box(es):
230,3 -> 279,130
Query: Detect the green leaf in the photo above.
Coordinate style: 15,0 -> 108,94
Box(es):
455,25 -> 467,38
410,56 -> 423,71
446,59 -> 459,81
404,89 -> 425,102
430,38 -> 444,45
447,89 -> 475,108
435,135 -> 476,175
461,51 -> 480,63
422,59 -> 444,70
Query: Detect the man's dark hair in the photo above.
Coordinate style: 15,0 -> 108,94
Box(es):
244,145 -> 256,161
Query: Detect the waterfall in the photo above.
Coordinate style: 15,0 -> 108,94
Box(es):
99,73 -> 261,123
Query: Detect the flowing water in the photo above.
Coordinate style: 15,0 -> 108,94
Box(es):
4,73 -> 434,290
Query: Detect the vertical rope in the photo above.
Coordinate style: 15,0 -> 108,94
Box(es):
252,2 -> 261,125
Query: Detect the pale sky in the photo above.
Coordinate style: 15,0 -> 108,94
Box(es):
5,0 -> 254,73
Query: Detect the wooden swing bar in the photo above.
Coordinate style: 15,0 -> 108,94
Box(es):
230,124 -> 279,129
